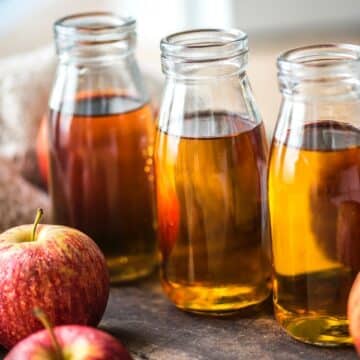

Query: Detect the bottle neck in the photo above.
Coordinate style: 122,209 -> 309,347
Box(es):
279,67 -> 360,102
158,70 -> 262,140
56,38 -> 136,65
162,55 -> 248,81
54,12 -> 136,65
160,28 -> 248,81
278,44 -> 360,101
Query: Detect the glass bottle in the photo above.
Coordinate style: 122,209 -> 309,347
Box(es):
49,12 -> 157,283
155,29 -> 271,314
269,44 -> 360,345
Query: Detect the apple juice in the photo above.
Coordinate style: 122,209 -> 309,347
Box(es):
48,93 -> 157,283
155,112 -> 271,313
269,120 -> 360,345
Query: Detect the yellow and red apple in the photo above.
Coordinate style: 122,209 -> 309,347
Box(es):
0,209 -> 110,349
5,324 -> 132,360
349,273 -> 360,354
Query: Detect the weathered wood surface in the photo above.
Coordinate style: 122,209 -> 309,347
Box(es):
0,274 -> 357,359
101,276 -> 357,359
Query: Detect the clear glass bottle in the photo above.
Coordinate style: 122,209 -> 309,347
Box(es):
269,44 -> 360,345
155,29 -> 271,314
49,12 -> 157,283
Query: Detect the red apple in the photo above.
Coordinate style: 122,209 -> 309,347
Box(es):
0,209 -> 110,349
349,273 -> 360,354
36,115 -> 49,187
5,309 -> 132,360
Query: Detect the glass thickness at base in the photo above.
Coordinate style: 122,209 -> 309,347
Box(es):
107,254 -> 157,283
161,276 -> 271,315
274,303 -> 351,347
274,269 -> 354,347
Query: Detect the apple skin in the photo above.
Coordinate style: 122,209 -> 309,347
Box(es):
5,325 -> 132,360
36,115 -> 49,187
0,224 -> 110,349
349,273 -> 360,354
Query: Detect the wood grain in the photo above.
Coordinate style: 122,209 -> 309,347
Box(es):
0,273 -> 357,359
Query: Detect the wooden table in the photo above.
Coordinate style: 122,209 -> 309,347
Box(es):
0,274 -> 357,359
103,276 -> 357,359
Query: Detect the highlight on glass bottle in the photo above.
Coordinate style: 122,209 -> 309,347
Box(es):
269,44 -> 360,346
49,12 -> 157,283
155,29 -> 272,314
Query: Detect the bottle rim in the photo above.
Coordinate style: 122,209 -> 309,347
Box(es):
277,43 -> 360,81
54,12 -> 136,44
160,28 -> 248,62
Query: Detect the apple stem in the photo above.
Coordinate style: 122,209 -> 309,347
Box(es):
33,307 -> 64,360
31,208 -> 44,242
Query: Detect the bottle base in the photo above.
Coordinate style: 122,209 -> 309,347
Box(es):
274,303 -> 352,346
162,280 -> 271,315
107,254 -> 157,284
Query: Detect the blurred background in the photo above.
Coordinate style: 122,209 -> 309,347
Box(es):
0,0 -> 360,131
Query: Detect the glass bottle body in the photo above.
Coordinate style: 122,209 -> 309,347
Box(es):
155,29 -> 271,313
49,13 -> 157,283
269,44 -> 360,345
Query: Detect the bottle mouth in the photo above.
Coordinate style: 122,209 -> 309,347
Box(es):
160,28 -> 248,62
278,43 -> 360,82
54,12 -> 136,54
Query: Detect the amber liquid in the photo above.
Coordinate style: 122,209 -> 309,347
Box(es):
49,94 -> 157,282
269,121 -> 360,345
155,112 -> 271,314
